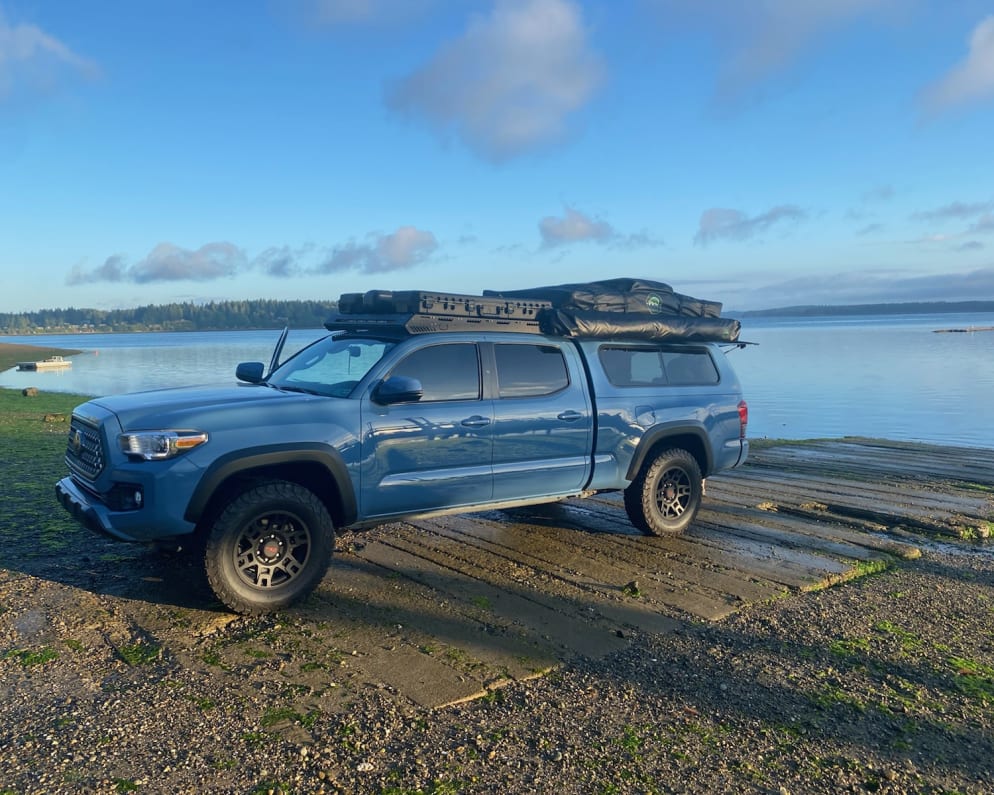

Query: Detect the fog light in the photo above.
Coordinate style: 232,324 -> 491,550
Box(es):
108,483 -> 144,511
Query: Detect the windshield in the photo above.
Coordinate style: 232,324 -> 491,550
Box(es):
268,336 -> 395,397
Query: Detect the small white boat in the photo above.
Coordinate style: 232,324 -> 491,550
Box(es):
17,356 -> 72,371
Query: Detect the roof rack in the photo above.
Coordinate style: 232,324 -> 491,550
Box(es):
325,289 -> 552,335
324,312 -> 544,336
322,284 -> 741,343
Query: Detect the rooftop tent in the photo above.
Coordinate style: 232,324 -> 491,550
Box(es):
483,277 -> 723,319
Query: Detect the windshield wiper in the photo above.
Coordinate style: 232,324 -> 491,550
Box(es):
271,384 -> 319,395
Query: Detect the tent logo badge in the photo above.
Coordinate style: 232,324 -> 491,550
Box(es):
646,294 -> 663,314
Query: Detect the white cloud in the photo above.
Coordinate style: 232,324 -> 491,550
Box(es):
386,0 -> 604,161
922,15 -> 994,114
539,207 -> 614,247
67,243 -> 248,285
694,205 -> 806,246
130,243 -> 247,283
968,213 -> 994,234
255,245 -> 313,277
317,226 -> 438,273
912,199 -> 994,222
372,225 -> 438,271
67,255 -> 128,285
69,229 -> 437,285
0,10 -> 98,100
537,206 -> 663,250
648,0 -> 906,102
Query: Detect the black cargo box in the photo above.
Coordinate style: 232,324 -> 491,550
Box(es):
484,277 -> 723,319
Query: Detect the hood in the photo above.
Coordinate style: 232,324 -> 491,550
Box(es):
91,382 -> 323,431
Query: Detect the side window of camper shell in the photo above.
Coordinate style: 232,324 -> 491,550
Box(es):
598,345 -> 719,386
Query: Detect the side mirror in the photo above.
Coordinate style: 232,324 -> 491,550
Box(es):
373,375 -> 423,405
236,361 -> 266,384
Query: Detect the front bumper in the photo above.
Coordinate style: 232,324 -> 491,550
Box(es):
55,476 -> 196,543
56,476 -> 136,541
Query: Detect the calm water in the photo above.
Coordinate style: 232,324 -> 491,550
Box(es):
3,314 -> 993,449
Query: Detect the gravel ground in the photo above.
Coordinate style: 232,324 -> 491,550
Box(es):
2,545 -> 991,795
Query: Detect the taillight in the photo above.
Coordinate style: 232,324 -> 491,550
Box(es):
737,400 -> 748,439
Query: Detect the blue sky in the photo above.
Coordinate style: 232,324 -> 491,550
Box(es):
2,0 -> 994,314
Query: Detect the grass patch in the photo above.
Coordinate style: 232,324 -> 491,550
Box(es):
947,657 -> 994,702
851,558 -> 890,578
873,620 -> 921,651
116,642 -> 161,666
829,636 -> 872,658
5,647 -> 59,667
259,706 -> 320,730
260,706 -> 301,728
951,481 -> 994,494
0,387 -> 95,557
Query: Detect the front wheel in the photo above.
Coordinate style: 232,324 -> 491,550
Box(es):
205,481 -> 335,615
624,448 -> 703,536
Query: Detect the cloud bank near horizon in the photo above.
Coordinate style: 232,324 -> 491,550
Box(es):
730,267 -> 994,310
66,227 -> 440,285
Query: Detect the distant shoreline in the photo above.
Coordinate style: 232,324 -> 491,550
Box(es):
2,300 -> 994,337
737,300 -> 994,318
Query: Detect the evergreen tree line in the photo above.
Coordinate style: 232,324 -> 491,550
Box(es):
0,299 -> 338,334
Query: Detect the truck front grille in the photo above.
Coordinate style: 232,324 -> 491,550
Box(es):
65,417 -> 105,480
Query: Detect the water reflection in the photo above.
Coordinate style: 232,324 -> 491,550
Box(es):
737,313 -> 994,447
0,329 -> 327,397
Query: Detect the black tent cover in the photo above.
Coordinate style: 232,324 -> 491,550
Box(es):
485,277 -> 740,342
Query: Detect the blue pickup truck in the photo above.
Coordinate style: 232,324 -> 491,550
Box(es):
56,282 -> 749,614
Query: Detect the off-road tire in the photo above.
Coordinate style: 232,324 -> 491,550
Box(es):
624,448 -> 703,536
205,480 -> 334,615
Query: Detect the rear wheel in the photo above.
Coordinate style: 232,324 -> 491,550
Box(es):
205,481 -> 335,615
624,448 -> 702,536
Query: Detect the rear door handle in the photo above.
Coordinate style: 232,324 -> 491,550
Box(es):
557,410 -> 584,422
461,415 -> 491,427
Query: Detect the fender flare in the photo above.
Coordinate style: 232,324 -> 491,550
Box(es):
624,422 -> 714,481
184,443 -> 357,527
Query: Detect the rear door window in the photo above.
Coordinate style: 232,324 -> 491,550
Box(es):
494,344 -> 570,398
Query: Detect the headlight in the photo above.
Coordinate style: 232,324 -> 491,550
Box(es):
119,430 -> 209,460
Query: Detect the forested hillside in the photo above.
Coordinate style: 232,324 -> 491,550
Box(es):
0,299 -> 337,334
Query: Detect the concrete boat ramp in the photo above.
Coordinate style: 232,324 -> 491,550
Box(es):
269,438 -> 986,707
17,439 -> 992,712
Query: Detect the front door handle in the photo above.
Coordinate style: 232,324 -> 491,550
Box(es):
461,415 -> 491,427
557,410 -> 584,422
